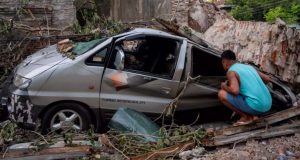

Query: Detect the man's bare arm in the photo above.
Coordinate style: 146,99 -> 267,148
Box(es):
258,71 -> 270,84
221,71 -> 240,95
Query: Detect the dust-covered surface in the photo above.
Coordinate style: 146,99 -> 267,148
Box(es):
180,134 -> 300,160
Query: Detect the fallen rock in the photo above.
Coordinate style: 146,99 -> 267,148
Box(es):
179,147 -> 206,160
179,150 -> 193,160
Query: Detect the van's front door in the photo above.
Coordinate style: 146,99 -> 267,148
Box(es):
100,34 -> 185,119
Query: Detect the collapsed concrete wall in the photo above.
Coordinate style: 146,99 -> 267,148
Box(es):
204,18 -> 300,85
172,0 -> 300,87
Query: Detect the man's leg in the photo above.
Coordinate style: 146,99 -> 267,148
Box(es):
218,89 -> 253,122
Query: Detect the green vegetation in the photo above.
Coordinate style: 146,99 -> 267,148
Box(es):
73,0 -> 126,38
226,0 -> 300,24
0,20 -> 12,34
108,126 -> 206,157
230,5 -> 254,21
265,4 -> 300,24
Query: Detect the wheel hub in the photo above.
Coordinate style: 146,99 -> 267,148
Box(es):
61,121 -> 74,128
50,109 -> 83,131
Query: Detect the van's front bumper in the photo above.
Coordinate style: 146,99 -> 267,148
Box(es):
2,85 -> 41,130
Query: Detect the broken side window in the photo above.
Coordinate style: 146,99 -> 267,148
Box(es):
111,36 -> 180,79
85,46 -> 108,66
191,47 -> 226,88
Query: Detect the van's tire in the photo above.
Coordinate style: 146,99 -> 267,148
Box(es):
41,102 -> 92,134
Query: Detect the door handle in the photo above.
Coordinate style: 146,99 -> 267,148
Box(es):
161,87 -> 171,94
143,77 -> 153,81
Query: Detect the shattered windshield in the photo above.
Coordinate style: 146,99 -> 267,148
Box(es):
57,38 -> 108,57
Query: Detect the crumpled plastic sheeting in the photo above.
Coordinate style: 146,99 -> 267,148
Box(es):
108,108 -> 160,142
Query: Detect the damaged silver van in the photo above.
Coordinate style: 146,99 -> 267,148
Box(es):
1,28 -> 296,132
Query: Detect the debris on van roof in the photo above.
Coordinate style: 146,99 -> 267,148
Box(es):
57,37 -> 109,60
57,39 -> 74,53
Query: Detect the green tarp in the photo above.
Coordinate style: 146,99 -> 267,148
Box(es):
72,38 -> 108,55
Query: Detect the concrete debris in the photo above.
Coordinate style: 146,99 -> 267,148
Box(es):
57,39 -> 74,53
171,0 -> 300,90
191,134 -> 300,160
131,141 -> 195,160
179,147 -> 206,160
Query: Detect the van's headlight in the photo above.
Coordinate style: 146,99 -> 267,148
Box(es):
13,75 -> 31,89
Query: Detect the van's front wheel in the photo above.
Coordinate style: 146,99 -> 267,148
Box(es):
41,103 -> 92,134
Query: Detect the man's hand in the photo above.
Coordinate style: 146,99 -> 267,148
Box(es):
221,81 -> 227,90
258,71 -> 270,84
223,72 -> 240,95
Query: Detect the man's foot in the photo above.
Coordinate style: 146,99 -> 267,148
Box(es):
233,116 -> 256,126
253,116 -> 259,121
233,121 -> 252,126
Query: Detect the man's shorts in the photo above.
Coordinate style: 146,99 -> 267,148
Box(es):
226,93 -> 263,115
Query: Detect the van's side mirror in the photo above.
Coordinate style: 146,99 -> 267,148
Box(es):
114,47 -> 125,71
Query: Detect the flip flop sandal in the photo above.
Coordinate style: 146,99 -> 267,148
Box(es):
233,120 -> 253,127
252,116 -> 259,122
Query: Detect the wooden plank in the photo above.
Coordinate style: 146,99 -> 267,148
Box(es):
213,130 -> 296,146
1,146 -> 90,159
211,121 -> 300,146
216,107 -> 300,136
4,152 -> 86,160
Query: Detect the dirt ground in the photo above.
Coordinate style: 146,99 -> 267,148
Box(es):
181,134 -> 300,160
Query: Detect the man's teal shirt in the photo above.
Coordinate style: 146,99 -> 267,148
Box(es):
228,63 -> 272,112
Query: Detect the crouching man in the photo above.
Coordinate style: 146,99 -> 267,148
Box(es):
218,50 -> 272,126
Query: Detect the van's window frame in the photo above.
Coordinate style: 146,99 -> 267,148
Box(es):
107,35 -> 182,80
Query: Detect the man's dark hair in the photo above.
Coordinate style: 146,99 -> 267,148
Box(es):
221,50 -> 236,61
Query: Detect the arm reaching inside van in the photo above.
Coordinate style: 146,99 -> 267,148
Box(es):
258,71 -> 270,84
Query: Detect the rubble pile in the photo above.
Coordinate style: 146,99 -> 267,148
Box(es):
173,0 -> 300,89
185,134 -> 300,160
